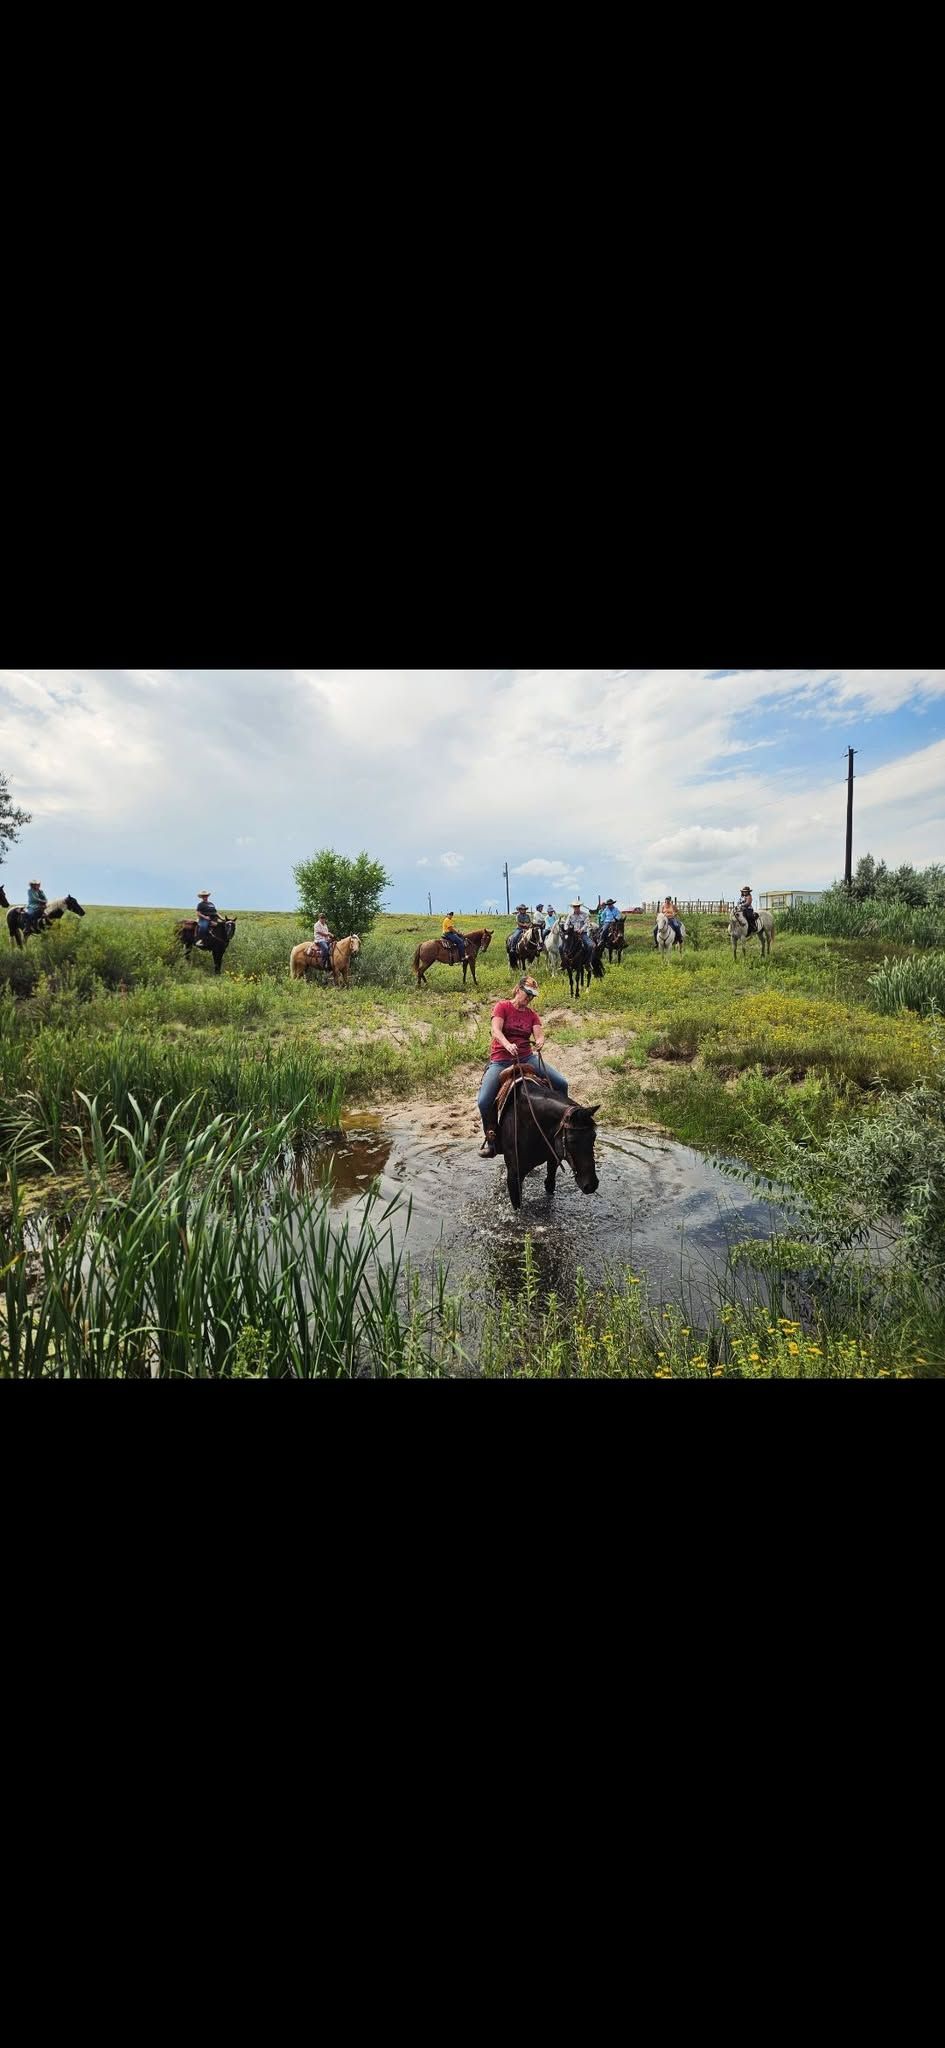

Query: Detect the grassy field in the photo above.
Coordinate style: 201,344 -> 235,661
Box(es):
1,903 -> 942,1375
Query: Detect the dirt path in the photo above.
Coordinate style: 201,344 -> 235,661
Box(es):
359,1014 -> 657,1143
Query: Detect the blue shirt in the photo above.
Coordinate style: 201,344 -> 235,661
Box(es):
598,906 -> 619,929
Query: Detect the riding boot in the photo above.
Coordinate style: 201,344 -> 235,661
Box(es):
478,1130 -> 497,1158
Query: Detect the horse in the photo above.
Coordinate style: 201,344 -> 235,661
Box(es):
7,894 -> 86,949
543,922 -> 563,974
597,916 -> 625,965
413,928 -> 493,990
560,927 -> 604,999
505,923 -> 545,972
0,885 -> 8,910
654,911 -> 686,957
494,1068 -> 600,1210
728,907 -> 774,960
290,934 -> 362,986
175,915 -> 237,975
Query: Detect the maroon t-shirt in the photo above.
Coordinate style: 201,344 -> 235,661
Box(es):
490,1000 -> 540,1064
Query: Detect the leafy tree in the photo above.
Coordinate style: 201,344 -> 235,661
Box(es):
850,854 -> 877,900
0,770 -> 31,868
293,849 -> 392,937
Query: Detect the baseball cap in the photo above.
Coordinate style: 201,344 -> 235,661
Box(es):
517,975 -> 540,1000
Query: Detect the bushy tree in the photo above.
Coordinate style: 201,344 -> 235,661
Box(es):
0,770 -> 31,867
293,849 -> 392,937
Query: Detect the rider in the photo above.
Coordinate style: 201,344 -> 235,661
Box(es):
597,898 -> 619,931
313,912 -> 334,966
507,904 -> 531,966
564,899 -> 595,966
441,911 -> 465,963
661,895 -> 684,943
530,903 -> 547,936
25,880 -> 48,933
477,974 -> 569,1158
737,885 -> 759,933
195,891 -> 220,947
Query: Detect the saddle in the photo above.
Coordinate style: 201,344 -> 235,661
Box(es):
306,940 -> 333,966
495,1069 -> 553,1125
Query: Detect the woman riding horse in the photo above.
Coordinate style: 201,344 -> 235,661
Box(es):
477,975 -> 569,1157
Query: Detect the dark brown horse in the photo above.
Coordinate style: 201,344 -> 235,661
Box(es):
0,885 -> 8,910
495,1070 -> 600,1210
7,893 -> 86,949
505,923 -> 545,971
175,916 -> 237,975
560,928 -> 605,999
597,916 -> 625,965
413,927 -> 493,990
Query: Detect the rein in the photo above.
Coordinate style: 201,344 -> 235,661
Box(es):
508,1059 -> 579,1179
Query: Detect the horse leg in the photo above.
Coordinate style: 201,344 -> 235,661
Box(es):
545,1157 -> 558,1198
506,1163 -> 522,1209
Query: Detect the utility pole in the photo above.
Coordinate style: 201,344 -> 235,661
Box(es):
503,861 -> 510,914
428,891 -> 432,917
844,748 -> 857,889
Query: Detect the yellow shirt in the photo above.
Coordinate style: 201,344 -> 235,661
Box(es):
442,916 -> 456,933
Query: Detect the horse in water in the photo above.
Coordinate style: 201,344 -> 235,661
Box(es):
413,927 -> 493,990
654,911 -> 686,957
598,916 -> 626,965
506,923 -> 545,972
494,1068 -> 600,1210
7,894 -> 86,949
728,907 -> 774,960
560,928 -> 604,999
290,934 -> 362,986
175,915 -> 237,975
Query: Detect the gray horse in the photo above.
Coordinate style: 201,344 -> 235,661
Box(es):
728,907 -> 774,960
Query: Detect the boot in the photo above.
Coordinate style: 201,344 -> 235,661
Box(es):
478,1130 -> 497,1158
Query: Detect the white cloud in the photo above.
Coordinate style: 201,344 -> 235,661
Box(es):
646,824 -> 760,867
235,836 -> 254,847
439,851 -> 464,868
416,857 -> 430,867
512,857 -> 583,878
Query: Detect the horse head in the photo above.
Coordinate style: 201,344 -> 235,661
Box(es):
479,929 -> 493,950
558,1103 -> 600,1192
64,895 -> 86,917
0,885 -> 8,910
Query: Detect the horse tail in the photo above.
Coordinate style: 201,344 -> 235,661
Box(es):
412,943 -> 422,972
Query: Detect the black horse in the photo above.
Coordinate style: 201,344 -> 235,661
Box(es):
0,885 -> 8,910
6,893 -> 85,949
560,928 -> 604,999
598,916 -> 625,965
175,916 -> 237,975
496,1072 -> 600,1210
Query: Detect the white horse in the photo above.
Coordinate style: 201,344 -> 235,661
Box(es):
728,908 -> 774,960
655,910 -> 686,957
543,922 -> 563,974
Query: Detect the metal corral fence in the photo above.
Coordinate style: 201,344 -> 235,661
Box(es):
641,900 -> 733,915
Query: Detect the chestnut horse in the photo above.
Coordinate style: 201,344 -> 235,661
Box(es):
7,893 -> 86,949
413,927 -> 493,990
290,934 -> 361,986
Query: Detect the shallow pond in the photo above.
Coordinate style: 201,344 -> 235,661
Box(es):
292,1112 -> 795,1324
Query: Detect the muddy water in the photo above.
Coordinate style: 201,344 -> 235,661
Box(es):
291,1111 -> 793,1323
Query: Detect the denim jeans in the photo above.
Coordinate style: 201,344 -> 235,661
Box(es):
478,1055 -> 568,1132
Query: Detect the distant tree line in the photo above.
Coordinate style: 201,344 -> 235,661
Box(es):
835,854 -> 945,909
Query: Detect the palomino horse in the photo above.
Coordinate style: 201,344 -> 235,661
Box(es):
728,908 -> 774,960
413,927 -> 493,990
494,1068 -> 600,1210
7,893 -> 86,949
654,911 -> 686,957
560,928 -> 604,999
290,935 -> 362,986
175,916 -> 237,975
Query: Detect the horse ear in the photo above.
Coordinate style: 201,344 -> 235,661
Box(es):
586,1104 -> 600,1117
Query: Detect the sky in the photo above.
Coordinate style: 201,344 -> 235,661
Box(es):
1,668 -> 943,912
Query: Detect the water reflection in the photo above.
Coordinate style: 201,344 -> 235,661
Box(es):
286,1128 -> 395,1202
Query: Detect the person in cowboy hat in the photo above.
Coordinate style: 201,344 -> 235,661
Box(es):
564,897 -> 594,964
441,910 -> 465,963
476,973 -> 569,1157
25,879 -> 48,933
195,890 -> 220,947
597,897 -> 620,932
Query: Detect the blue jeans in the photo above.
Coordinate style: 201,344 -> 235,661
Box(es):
478,1055 -> 568,1133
